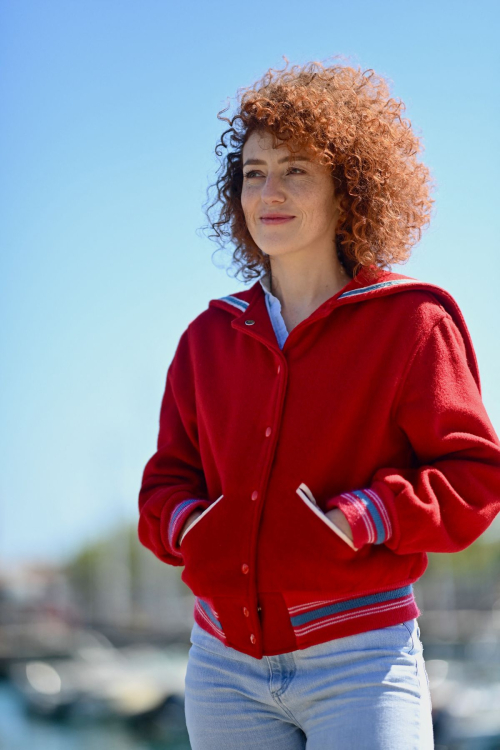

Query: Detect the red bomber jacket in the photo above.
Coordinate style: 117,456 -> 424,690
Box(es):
137,266 -> 500,658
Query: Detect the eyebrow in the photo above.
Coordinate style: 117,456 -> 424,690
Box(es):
242,155 -> 311,167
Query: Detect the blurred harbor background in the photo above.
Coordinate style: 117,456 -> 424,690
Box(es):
2,0 -> 499,748
2,526 -> 500,749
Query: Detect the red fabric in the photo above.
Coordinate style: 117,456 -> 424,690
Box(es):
138,267 -> 500,657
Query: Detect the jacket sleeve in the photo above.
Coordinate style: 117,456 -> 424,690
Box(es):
137,325 -> 210,566
325,313 -> 500,555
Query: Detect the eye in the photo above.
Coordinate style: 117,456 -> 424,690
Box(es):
243,167 -> 305,179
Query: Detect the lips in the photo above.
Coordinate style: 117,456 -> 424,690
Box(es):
260,215 -> 295,224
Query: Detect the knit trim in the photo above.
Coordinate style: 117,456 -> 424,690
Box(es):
288,585 -> 415,640
338,278 -> 417,299
217,295 -> 250,312
325,488 -> 392,548
168,498 -> 209,556
195,597 -> 227,640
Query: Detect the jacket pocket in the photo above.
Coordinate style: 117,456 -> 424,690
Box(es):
262,481 -> 361,593
180,494 -> 224,546
179,492 -> 240,597
296,483 -> 359,551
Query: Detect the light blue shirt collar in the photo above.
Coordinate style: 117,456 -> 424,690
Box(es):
259,272 -> 289,349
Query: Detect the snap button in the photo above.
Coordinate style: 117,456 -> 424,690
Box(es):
243,607 -> 250,617
265,427 -> 272,437
251,490 -> 258,501
250,634 -> 257,644
245,320 -> 255,326
241,563 -> 249,574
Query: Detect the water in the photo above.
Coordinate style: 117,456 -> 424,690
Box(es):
0,681 -> 191,750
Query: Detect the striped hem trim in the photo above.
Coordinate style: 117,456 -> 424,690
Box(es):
289,585 -> 415,639
195,597 -> 227,639
218,295 -> 249,312
339,278 -> 417,299
332,488 -> 392,547
168,499 -> 207,556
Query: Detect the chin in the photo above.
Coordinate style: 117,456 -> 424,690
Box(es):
256,238 -> 299,255
260,247 -> 296,261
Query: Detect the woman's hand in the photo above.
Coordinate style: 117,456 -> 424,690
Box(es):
325,507 -> 353,541
179,509 -> 204,546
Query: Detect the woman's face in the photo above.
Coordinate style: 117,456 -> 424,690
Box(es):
241,129 -> 342,262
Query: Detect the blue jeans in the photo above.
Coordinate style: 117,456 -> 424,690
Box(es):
184,618 -> 434,749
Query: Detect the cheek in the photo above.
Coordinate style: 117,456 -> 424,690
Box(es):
241,193 -> 262,229
292,185 -> 330,220
240,189 -> 253,218
240,199 -> 256,235
306,186 -> 337,225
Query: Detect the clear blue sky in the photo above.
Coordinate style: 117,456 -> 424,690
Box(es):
1,0 -> 499,565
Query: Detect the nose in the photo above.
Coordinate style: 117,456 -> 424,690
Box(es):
260,173 -> 286,203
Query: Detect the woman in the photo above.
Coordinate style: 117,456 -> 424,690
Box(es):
138,59 -> 500,749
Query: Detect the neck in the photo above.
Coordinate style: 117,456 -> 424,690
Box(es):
269,255 -> 349,312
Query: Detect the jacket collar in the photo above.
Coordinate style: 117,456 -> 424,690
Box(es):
208,267 -> 480,389
209,266 -> 460,320
209,265 -> 374,316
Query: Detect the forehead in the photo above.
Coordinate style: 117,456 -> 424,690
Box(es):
242,130 -> 310,158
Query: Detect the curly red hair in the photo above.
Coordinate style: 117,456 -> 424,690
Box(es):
202,57 -> 436,282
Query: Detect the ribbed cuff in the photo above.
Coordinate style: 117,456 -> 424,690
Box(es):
168,499 -> 210,557
324,487 -> 393,549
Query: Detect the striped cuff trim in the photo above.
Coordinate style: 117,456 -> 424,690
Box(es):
325,488 -> 392,548
168,498 -> 209,556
